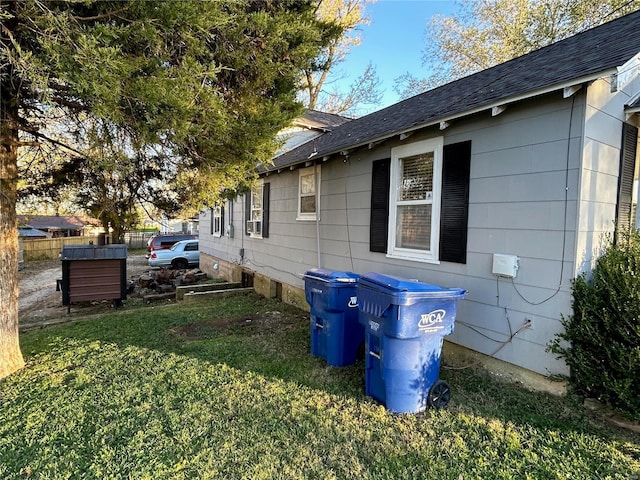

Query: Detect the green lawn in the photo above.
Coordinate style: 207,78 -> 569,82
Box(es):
1,293 -> 638,479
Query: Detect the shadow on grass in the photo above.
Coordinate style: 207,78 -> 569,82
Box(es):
21,293 -> 368,400
18,292 -> 636,440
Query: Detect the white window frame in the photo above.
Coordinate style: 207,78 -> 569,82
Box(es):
388,137 -> 443,263
297,165 -> 320,221
248,179 -> 264,238
226,200 -> 234,237
212,206 -> 222,238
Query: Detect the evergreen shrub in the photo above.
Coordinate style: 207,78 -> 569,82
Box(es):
549,230 -> 640,419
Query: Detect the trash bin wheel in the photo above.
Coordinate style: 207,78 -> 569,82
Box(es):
427,380 -> 451,409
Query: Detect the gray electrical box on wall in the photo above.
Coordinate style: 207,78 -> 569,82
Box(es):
492,253 -> 519,278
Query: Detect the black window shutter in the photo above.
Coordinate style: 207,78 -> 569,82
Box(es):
245,192 -> 251,235
262,182 -> 270,238
220,206 -> 225,237
440,141 -> 471,264
370,158 -> 390,253
616,123 -> 638,242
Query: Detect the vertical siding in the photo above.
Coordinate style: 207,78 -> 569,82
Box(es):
200,85 -> 635,377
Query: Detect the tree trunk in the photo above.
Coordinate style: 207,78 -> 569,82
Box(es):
0,100 -> 25,379
1,0 -> 25,377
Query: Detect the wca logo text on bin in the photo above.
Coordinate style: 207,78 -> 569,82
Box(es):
418,309 -> 446,332
347,296 -> 358,308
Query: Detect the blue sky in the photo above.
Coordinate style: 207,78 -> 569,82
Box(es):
332,0 -> 460,112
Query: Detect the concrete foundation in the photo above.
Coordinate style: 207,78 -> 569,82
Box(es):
442,342 -> 567,396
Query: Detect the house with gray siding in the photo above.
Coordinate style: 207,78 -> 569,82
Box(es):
199,11 -> 640,382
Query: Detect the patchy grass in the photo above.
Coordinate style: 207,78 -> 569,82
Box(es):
1,293 -> 639,479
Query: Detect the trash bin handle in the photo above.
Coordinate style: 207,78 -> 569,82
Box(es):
304,274 -> 356,283
315,323 -> 324,329
369,350 -> 381,360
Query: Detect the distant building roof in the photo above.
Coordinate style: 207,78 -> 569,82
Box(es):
17,215 -> 99,231
272,10 -> 640,171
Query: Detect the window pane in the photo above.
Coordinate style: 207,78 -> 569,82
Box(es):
400,153 -> 433,201
300,173 -> 316,195
252,189 -> 262,209
396,204 -> 431,250
300,195 -> 316,214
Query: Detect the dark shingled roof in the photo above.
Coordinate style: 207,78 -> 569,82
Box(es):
273,10 -> 640,171
17,214 -> 98,230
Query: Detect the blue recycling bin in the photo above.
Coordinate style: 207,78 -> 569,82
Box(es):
357,272 -> 466,413
304,268 -> 363,367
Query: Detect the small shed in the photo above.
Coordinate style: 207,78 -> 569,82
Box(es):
60,244 -> 128,311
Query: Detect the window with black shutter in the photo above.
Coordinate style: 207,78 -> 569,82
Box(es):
369,138 -> 471,264
213,206 -> 224,237
245,181 -> 269,238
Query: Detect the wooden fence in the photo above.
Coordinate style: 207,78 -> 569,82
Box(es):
21,236 -> 101,261
20,233 -> 153,261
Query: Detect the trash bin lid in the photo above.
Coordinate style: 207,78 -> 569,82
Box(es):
303,268 -> 359,284
359,272 -> 466,299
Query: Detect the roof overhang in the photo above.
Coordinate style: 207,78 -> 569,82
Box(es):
292,120 -> 333,132
290,72 -> 614,168
625,90 -> 640,121
389,72 -> 612,144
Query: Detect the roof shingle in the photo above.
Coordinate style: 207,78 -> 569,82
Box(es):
273,10 -> 640,170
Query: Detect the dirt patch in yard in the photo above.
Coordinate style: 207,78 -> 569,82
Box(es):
18,259 -> 62,321
19,253 -> 152,323
170,311 -> 296,341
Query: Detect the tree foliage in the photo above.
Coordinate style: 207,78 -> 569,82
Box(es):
300,0 -> 381,116
395,0 -> 640,98
0,0 -> 338,378
316,61 -> 382,116
549,230 -> 640,419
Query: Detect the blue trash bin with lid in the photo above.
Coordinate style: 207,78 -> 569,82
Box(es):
357,272 -> 466,413
304,268 -> 363,367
